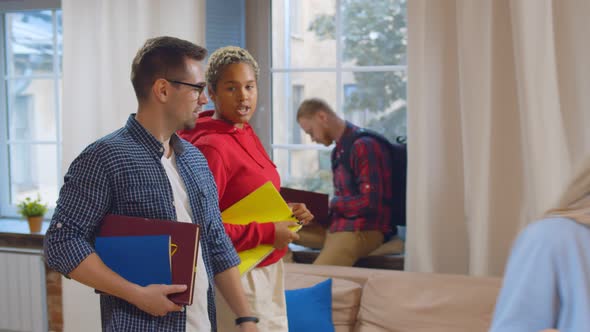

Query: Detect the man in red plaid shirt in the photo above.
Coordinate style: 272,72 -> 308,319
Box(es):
295,98 -> 394,266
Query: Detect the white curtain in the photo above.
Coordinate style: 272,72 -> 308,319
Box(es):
61,0 -> 206,170
406,0 -> 590,276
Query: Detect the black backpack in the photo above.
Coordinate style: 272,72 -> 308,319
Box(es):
334,129 -> 407,236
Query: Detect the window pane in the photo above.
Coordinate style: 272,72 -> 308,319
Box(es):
290,0 -> 302,36
274,148 -> 333,194
272,72 -> 336,145
8,78 -> 57,141
9,144 -> 58,207
272,0 -> 337,68
341,0 -> 407,66
342,71 -> 406,140
57,10 -> 63,72
5,10 -> 55,76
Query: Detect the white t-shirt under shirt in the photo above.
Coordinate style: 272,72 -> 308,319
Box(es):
161,151 -> 211,332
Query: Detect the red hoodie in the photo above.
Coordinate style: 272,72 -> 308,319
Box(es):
178,111 -> 285,268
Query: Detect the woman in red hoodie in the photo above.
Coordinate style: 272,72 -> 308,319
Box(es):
179,46 -> 313,331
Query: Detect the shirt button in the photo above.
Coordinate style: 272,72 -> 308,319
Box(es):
159,147 -> 164,153
180,306 -> 185,312
56,222 -> 62,229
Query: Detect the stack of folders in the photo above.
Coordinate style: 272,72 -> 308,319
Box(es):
95,214 -> 200,305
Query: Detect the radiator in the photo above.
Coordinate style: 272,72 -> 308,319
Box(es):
0,248 -> 48,332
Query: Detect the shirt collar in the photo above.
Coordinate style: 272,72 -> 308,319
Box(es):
125,114 -> 186,158
335,121 -> 358,149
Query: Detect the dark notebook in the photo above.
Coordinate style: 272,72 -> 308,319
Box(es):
95,235 -> 172,287
280,187 -> 330,225
97,214 -> 200,305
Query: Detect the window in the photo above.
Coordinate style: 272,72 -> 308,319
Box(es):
270,0 -> 407,193
0,6 -> 62,217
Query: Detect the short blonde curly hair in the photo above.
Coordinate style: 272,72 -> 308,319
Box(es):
206,46 -> 260,92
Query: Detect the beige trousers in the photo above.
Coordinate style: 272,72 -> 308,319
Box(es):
295,224 -> 384,266
215,260 -> 288,332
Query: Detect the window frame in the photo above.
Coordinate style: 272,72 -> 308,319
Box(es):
291,83 -> 304,144
0,1 -> 62,218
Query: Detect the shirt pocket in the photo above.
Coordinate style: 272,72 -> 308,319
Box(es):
121,186 -> 160,202
116,185 -> 168,217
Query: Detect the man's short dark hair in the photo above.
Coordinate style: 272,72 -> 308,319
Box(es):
131,36 -> 207,101
297,98 -> 336,120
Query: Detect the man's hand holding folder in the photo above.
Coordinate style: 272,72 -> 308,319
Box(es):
131,284 -> 187,317
95,214 -> 201,306
67,253 -> 187,317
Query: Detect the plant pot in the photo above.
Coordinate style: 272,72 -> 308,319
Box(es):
27,216 -> 43,233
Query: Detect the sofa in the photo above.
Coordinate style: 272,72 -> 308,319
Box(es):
284,263 -> 502,332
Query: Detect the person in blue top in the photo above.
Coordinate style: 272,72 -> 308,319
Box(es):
490,157 -> 590,332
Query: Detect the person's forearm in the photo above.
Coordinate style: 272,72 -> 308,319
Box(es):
69,253 -> 141,302
214,267 -> 252,317
224,222 -> 276,251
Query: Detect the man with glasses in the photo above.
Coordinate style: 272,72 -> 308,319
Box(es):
166,79 -> 207,100
44,36 -> 258,332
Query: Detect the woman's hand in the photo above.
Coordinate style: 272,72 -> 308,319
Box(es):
288,202 -> 314,225
273,221 -> 300,249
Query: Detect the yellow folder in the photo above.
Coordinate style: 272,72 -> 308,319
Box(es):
221,181 -> 301,275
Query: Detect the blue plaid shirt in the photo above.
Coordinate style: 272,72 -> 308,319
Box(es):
44,114 -> 240,332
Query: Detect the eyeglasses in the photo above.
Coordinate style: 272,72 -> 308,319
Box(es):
166,79 -> 207,100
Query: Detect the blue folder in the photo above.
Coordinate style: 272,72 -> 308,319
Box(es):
95,235 -> 172,286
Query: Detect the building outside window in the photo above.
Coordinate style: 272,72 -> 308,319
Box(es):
271,0 -> 407,194
291,84 -> 304,144
0,7 -> 62,217
289,0 -> 302,37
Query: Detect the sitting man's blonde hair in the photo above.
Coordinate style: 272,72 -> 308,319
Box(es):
296,98 -> 336,120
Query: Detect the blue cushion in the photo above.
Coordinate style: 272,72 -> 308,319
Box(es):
285,278 -> 335,332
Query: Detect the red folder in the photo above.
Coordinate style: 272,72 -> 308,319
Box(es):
280,187 -> 330,226
97,214 -> 200,305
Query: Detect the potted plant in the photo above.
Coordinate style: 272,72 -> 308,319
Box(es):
17,195 -> 48,233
